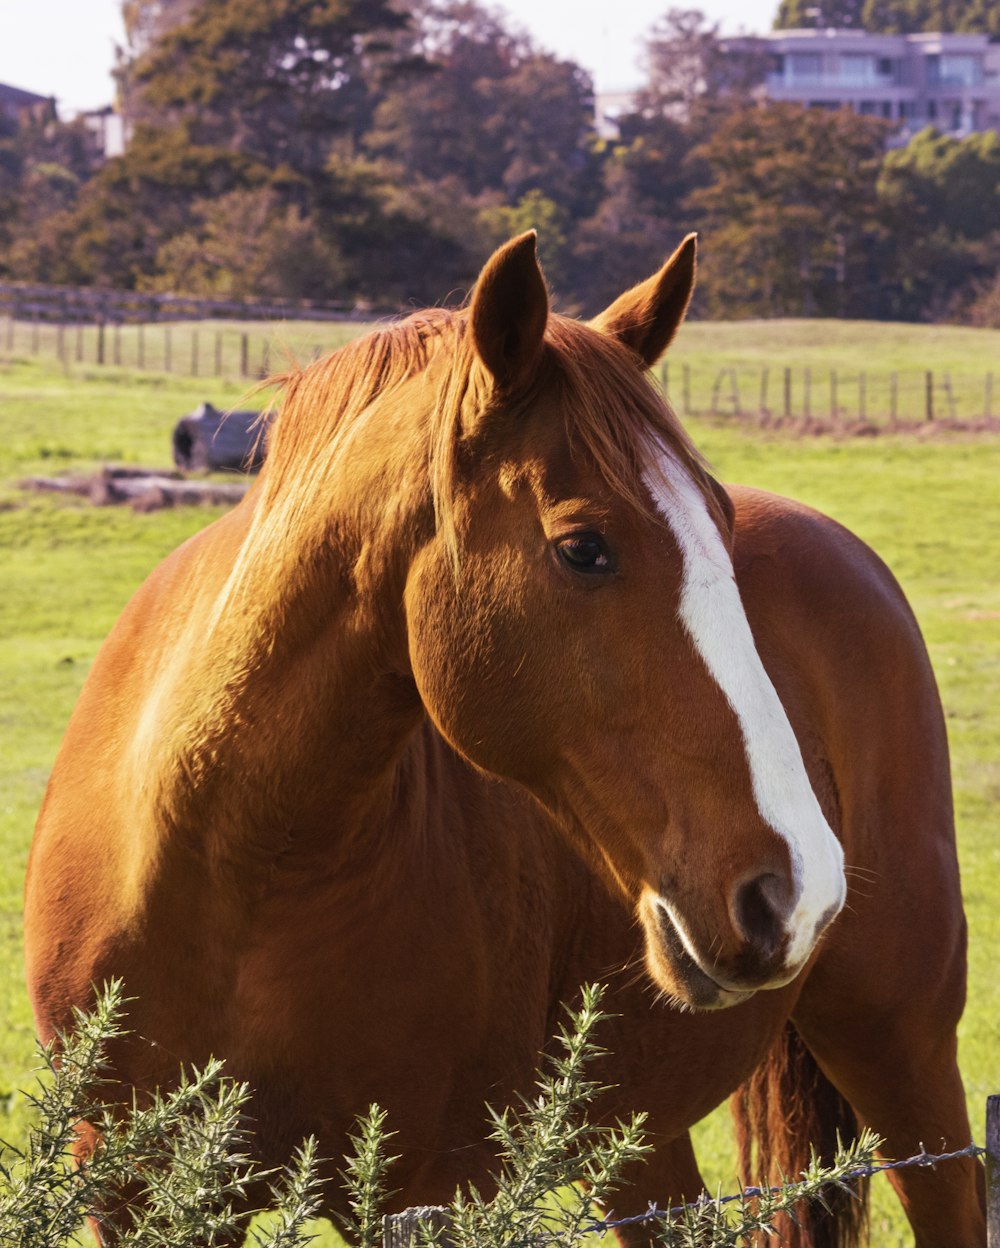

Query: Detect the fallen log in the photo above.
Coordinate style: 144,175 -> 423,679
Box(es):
22,468 -> 249,510
172,402 -> 265,473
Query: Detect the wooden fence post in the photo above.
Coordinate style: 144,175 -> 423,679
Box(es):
165,323 -> 173,372
759,366 -> 769,415
191,328 -> 199,377
783,367 -> 791,419
96,320 -> 105,366
925,370 -> 934,422
383,1206 -> 451,1248
240,332 -> 249,379
988,1095 -> 999,1248
215,330 -> 223,377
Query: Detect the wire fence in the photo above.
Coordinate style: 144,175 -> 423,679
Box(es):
0,315 -> 333,381
2,314 -> 997,428
658,360 -> 998,426
580,1141 -> 987,1237
385,1094 -> 1000,1247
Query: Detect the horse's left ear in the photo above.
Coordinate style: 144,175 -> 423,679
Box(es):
591,234 -> 697,367
470,231 -> 549,393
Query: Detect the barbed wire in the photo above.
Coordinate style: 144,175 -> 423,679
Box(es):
581,1141 -> 987,1236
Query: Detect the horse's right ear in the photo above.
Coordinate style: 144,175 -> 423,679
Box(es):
469,232 -> 549,394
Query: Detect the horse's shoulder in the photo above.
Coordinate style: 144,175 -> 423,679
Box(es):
727,483 -> 912,626
725,483 -> 937,743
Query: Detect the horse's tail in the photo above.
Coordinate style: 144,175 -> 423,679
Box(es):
731,1022 -> 868,1248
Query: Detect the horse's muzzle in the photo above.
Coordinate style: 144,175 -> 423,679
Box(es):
639,879 -> 833,1010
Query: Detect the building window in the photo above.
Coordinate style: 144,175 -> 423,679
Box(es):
858,100 -> 878,114
878,57 -> 895,78
839,53 -> 878,85
789,52 -> 823,82
940,54 -> 982,86
881,101 -> 893,118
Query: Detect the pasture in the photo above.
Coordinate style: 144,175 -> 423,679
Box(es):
1,317 -> 998,1246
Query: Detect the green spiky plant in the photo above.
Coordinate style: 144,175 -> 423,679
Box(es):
0,981 -> 883,1248
0,981 -> 324,1247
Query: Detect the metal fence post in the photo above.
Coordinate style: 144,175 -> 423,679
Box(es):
988,1094 -> 999,1248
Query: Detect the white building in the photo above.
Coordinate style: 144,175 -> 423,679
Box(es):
595,29 -> 1000,144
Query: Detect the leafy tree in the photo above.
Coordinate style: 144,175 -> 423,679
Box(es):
685,102 -> 893,317
16,128 -> 271,287
566,117 -> 697,315
776,0 -> 1000,35
637,8 -> 769,134
314,154 -> 487,305
366,0 -> 596,213
0,115 -> 106,282
127,0 -> 411,173
141,187 -> 346,299
774,0 -> 866,28
880,126 -> 1000,240
876,126 -> 1000,316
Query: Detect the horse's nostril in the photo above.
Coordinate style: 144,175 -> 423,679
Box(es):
732,873 -> 788,957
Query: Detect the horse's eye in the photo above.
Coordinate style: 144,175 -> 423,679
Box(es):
556,534 -> 613,575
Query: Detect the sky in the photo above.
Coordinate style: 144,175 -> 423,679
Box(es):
0,0 -> 778,117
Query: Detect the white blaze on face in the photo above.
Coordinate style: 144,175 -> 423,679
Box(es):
642,441 -> 845,970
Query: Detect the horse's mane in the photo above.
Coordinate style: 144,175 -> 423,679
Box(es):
250,306 -> 709,574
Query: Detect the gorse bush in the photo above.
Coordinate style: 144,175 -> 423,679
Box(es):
0,981 -> 324,1247
0,982 -> 880,1247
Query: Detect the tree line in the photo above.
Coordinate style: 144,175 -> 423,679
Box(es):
1,0 -> 998,324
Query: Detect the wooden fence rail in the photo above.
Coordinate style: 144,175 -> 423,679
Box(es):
383,1094 -> 1000,1247
0,279 -> 389,324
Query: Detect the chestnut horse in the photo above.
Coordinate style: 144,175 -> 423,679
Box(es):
25,234 -> 984,1247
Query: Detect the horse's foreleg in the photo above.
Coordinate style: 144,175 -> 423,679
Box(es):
793,961 -> 986,1248
596,1130 -> 706,1248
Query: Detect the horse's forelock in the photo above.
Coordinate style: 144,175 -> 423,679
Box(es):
542,315 -> 709,524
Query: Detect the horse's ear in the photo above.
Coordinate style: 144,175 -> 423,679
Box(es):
591,233 -> 697,367
470,231 -> 548,392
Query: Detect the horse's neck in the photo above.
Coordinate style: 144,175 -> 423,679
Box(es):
141,493 -> 427,873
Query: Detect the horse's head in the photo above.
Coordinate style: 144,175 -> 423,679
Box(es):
400,234 -> 846,1009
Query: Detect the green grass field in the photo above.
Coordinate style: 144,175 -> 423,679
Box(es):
1,318 -> 998,1245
